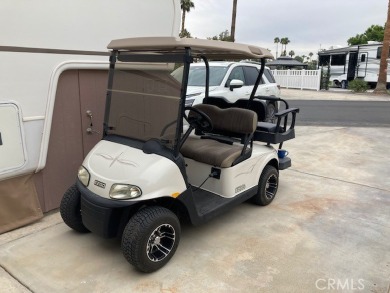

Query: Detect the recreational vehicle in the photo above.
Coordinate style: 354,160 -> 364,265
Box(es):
318,42 -> 390,88
0,0 -> 180,233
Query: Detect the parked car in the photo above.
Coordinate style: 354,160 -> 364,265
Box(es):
172,61 -> 281,121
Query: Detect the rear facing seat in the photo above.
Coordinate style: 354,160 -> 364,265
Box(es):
181,104 -> 257,168
203,95 -> 299,145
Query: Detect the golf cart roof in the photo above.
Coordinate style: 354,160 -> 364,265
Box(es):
107,37 -> 273,60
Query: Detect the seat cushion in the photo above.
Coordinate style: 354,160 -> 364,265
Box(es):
181,137 -> 243,168
257,122 -> 285,133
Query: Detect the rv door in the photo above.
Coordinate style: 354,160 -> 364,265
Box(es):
347,52 -> 358,81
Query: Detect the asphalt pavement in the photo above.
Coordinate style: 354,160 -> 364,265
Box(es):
0,88 -> 389,293
290,100 -> 390,127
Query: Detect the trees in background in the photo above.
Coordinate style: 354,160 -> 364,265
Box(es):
347,25 -> 384,45
209,30 -> 233,42
208,0 -> 237,43
273,37 -> 290,57
274,37 -> 280,58
180,0 -> 195,37
280,37 -> 290,56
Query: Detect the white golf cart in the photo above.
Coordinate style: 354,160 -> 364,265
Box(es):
60,37 -> 299,273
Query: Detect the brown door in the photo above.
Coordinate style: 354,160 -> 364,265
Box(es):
79,70 -> 108,156
35,69 -> 108,212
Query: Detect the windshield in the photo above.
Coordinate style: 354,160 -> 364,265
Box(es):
106,63 -> 182,149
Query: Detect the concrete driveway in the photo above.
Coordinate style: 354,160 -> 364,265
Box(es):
1,90 -> 389,293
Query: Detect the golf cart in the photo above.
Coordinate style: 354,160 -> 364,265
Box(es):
60,37 -> 299,273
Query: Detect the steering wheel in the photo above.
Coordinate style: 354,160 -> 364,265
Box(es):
184,106 -> 213,132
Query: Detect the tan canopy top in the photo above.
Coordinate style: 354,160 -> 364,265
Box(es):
107,37 -> 273,60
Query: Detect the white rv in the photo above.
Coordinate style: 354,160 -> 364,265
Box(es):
0,0 -> 180,233
318,42 -> 390,88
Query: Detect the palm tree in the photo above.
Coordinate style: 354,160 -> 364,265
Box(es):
231,0 -> 238,42
289,50 -> 295,57
274,37 -> 280,58
309,52 -> 314,61
374,0 -> 390,94
280,38 -> 286,56
284,37 -> 290,55
280,37 -> 290,56
180,0 -> 195,36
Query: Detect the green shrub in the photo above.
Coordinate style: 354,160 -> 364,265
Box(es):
348,79 -> 369,92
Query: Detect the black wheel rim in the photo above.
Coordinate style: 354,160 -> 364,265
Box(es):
265,174 -> 278,200
146,224 -> 176,262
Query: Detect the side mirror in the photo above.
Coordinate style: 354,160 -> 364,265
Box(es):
229,79 -> 244,91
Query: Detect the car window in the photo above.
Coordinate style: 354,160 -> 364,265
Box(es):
187,66 -> 228,86
264,69 -> 276,83
227,66 -> 245,86
243,66 -> 259,85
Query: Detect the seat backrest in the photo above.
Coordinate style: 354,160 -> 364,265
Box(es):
203,96 -> 266,122
192,104 -> 257,139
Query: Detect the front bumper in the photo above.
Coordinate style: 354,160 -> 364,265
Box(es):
77,180 -> 140,238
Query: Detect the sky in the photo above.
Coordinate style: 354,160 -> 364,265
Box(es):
185,0 -> 388,58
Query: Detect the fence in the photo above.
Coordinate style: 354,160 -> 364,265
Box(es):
271,69 -> 321,91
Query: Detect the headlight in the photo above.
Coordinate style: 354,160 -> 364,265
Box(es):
109,184 -> 142,200
78,166 -> 90,187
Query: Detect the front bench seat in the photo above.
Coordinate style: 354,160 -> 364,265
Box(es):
181,104 -> 257,168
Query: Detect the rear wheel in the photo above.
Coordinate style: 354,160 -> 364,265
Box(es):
60,184 -> 89,233
121,206 -> 180,273
252,165 -> 279,206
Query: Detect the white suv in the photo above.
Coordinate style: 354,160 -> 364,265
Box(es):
181,61 -> 281,121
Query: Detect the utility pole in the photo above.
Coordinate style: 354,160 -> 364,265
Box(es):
231,0 -> 237,42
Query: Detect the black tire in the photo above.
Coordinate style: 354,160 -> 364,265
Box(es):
121,206 -> 180,273
60,184 -> 89,233
266,103 -> 276,123
252,165 -> 279,206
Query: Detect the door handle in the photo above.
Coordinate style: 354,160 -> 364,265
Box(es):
86,110 -> 100,135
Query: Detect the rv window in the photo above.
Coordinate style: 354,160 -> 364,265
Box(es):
319,55 -> 330,66
376,46 -> 390,59
330,54 -> 346,66
361,54 -> 366,62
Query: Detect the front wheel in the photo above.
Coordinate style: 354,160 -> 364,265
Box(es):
60,184 -> 89,233
121,206 -> 180,273
252,165 -> 279,206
